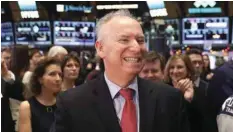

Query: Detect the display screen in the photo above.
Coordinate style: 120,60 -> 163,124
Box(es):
54,21 -> 95,46
1,22 -> 14,46
182,17 -> 229,45
232,19 -> 233,44
165,19 -> 180,45
15,21 -> 51,45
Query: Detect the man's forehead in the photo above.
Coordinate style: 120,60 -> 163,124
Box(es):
189,54 -> 202,60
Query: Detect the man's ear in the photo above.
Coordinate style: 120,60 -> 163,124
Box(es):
95,41 -> 105,58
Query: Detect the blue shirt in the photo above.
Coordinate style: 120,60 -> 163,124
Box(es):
104,73 -> 140,132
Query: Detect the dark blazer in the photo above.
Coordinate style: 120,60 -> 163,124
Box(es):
1,78 -> 24,132
51,75 -> 189,132
187,79 -> 218,132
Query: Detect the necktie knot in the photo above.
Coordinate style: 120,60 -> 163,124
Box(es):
120,88 -> 133,100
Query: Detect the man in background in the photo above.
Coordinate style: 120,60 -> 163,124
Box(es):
139,51 -> 165,82
186,48 -> 218,132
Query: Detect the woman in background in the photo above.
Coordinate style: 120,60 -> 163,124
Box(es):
61,53 -> 81,91
164,54 -> 216,132
47,46 -> 68,62
164,54 -> 195,102
201,54 -> 213,81
19,58 -> 62,132
22,49 -> 44,99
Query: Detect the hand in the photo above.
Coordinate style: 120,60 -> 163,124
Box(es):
206,73 -> 214,80
177,78 -> 194,102
1,59 -> 8,76
1,59 -> 12,80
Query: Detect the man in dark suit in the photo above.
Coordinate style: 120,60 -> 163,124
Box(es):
186,49 -> 218,132
51,9 -> 189,132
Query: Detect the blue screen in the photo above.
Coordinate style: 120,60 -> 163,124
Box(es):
1,22 -> 14,46
182,17 -> 229,45
54,21 -> 95,46
15,21 -> 51,45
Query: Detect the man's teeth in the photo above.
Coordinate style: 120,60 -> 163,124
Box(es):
124,58 -> 139,62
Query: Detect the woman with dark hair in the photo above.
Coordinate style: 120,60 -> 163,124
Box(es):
18,58 -> 62,132
61,53 -> 81,91
201,54 -> 213,81
22,48 -> 44,99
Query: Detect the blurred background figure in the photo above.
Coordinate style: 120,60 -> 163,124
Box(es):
139,51 -> 165,82
85,55 -> 105,82
47,46 -> 68,62
207,60 -> 233,130
19,58 -> 62,132
22,48 -> 44,99
1,48 -> 15,81
61,53 -> 81,91
217,94 -> 233,132
201,54 -> 214,82
215,56 -> 225,69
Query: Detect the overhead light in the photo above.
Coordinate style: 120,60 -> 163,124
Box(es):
57,4 -> 65,12
96,4 -> 138,10
194,1 -> 216,8
149,8 -> 168,17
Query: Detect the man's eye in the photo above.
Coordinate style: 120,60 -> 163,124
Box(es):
137,39 -> 145,43
119,39 -> 129,43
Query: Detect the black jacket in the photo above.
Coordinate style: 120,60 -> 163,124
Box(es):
51,75 -> 190,132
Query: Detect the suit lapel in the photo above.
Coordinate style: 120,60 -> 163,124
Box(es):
138,77 -> 157,132
92,74 -> 121,132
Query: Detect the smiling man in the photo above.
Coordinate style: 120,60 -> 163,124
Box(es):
139,51 -> 165,82
51,10 -> 189,132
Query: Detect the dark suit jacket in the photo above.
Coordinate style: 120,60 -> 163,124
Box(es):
1,78 -> 24,132
187,79 -> 218,132
51,75 -> 189,132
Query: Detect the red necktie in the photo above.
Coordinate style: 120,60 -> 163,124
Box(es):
119,88 -> 137,132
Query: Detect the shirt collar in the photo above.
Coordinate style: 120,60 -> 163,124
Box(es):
104,72 -> 138,99
194,77 -> 200,87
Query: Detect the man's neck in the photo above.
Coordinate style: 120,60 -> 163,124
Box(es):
104,70 -> 136,88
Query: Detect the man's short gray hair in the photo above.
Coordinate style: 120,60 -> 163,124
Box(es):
95,9 -> 136,41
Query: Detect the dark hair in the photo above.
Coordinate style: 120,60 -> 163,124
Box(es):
1,47 -> 11,54
164,54 -> 196,84
202,54 -> 211,72
30,58 -> 61,96
144,51 -> 166,71
29,48 -> 43,60
185,48 -> 202,57
61,52 -> 80,73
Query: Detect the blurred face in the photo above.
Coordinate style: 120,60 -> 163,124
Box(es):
63,59 -> 80,80
189,54 -> 203,77
40,64 -> 62,94
96,16 -> 147,76
139,60 -> 164,82
1,51 -> 11,68
55,53 -> 68,62
169,58 -> 188,82
203,55 -> 210,68
31,52 -> 43,65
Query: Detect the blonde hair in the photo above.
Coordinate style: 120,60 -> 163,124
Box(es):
96,9 -> 135,41
47,46 -> 68,58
